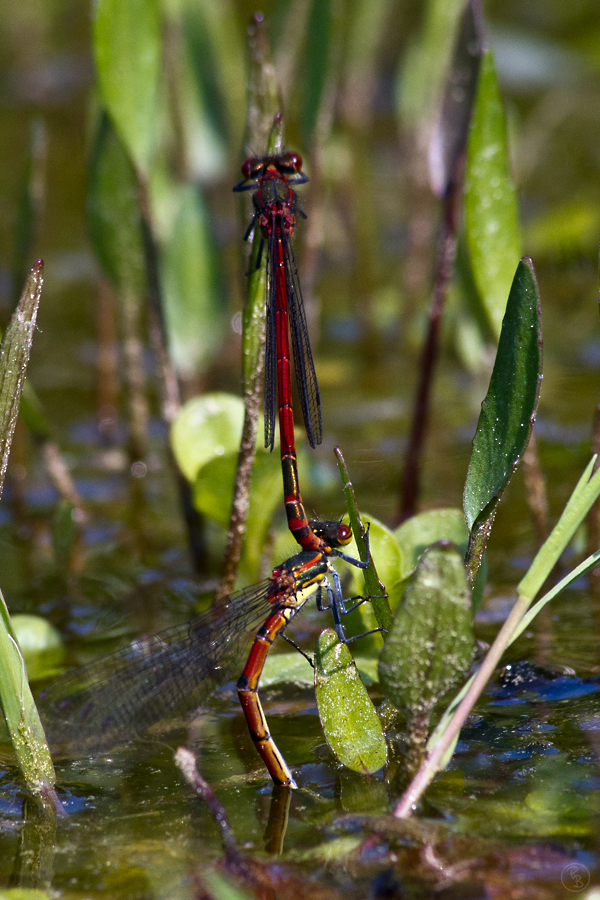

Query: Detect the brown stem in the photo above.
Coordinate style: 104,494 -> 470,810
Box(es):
121,286 -> 149,461
521,431 -> 549,543
216,388 -> 262,602
41,441 -> 88,525
96,279 -> 119,445
399,175 -> 462,523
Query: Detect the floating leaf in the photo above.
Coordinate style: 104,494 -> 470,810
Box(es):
379,542 -> 474,719
93,0 -> 161,175
464,258 -> 542,581
315,629 -> 386,775
464,47 -> 522,338
170,393 -> 244,484
262,651 -> 313,689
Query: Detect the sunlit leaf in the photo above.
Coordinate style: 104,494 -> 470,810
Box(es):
315,629 -> 386,775
161,185 -> 225,378
170,393 -> 244,483
262,651 -> 313,689
93,0 -> 161,175
11,614 -> 64,682
393,507 -> 486,610
464,47 -> 521,338
464,258 -> 542,532
379,542 -> 474,718
194,447 -> 281,582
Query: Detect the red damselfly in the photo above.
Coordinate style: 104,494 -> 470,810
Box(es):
235,152 -> 340,555
38,538 -> 373,787
234,152 -> 321,452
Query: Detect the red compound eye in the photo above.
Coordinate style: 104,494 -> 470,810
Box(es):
278,152 -> 302,174
337,523 -> 352,545
241,157 -> 263,180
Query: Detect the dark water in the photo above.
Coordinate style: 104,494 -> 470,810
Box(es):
1,1 -> 600,898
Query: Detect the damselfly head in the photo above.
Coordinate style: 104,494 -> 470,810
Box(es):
308,519 -> 353,548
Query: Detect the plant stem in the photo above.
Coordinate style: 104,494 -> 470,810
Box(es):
399,175 -> 462,522
334,445 -> 392,631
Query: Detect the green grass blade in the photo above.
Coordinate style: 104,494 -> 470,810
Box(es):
0,262 -> 56,798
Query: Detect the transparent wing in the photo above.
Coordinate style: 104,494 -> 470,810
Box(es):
37,579 -> 276,756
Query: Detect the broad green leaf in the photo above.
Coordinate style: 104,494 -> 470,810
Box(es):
315,629 -> 386,775
379,542 -> 474,718
428,0 -> 483,197
11,615 -> 64,682
194,447 -> 281,582
394,508 -> 469,578
464,258 -> 542,532
161,185 -> 225,378
345,515 -> 402,600
87,114 -> 145,295
93,0 -> 161,175
262,651 -> 313,689
464,48 -> 521,339
262,651 -> 380,690
170,393 -> 244,483
393,507 -> 486,610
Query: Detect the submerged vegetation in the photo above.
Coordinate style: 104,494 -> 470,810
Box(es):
0,0 -> 600,897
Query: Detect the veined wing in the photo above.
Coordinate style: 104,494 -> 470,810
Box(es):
37,579 -> 276,756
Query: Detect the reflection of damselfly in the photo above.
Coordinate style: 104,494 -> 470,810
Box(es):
234,152 -> 321,452
38,533 -> 373,787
